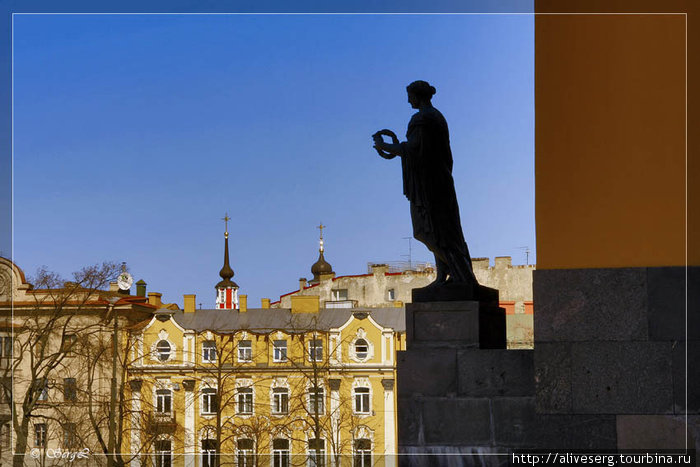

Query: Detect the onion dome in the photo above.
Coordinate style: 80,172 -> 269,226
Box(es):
311,251 -> 333,279
310,223 -> 334,283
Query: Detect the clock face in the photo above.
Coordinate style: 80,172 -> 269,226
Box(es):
117,272 -> 133,290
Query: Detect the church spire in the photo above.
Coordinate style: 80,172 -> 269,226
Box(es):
215,213 -> 239,309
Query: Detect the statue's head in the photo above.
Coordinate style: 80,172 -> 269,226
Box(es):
406,80 -> 436,108
407,80 -> 436,96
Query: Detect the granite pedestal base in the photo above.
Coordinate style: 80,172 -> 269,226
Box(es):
405,300 -> 506,350
398,298 -> 526,466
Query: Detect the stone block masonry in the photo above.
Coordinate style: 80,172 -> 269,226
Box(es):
397,266 -> 699,465
534,266 -> 700,449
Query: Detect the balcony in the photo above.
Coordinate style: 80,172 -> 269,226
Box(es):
147,412 -> 177,434
324,300 -> 356,309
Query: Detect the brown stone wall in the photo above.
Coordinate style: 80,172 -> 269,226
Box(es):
535,3 -> 694,268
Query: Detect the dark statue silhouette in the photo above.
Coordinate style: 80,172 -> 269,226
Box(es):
373,80 -> 482,301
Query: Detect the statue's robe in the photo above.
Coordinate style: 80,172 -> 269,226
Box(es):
399,107 -> 474,273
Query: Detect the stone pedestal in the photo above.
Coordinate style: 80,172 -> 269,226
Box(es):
406,300 -> 506,350
397,267 -> 699,465
398,295 -> 532,466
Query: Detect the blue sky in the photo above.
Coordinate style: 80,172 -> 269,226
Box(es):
12,13 -> 534,307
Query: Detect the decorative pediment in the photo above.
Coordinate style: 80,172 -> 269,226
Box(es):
271,378 -> 289,389
352,377 -> 371,388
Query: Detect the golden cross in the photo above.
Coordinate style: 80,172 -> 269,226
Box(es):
222,213 -> 231,233
318,222 -> 325,240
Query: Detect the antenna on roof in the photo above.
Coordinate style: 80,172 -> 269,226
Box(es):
401,236 -> 413,270
516,246 -> 531,265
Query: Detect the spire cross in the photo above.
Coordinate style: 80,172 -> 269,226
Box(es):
317,223 -> 326,252
222,213 -> 231,236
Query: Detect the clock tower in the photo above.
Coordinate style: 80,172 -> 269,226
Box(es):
215,214 -> 239,309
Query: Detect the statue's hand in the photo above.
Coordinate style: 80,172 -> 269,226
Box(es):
373,129 -> 399,159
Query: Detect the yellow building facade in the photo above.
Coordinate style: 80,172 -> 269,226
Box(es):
127,294 -> 402,467
0,255 -> 403,467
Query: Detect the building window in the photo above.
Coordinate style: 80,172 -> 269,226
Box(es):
308,340 -> 323,362
238,340 -> 252,362
237,387 -> 253,414
308,438 -> 325,467
237,439 -> 254,467
0,336 -> 12,358
354,339 -> 369,360
273,340 -> 287,362
63,423 -> 77,448
308,387 -> 324,415
61,334 -> 77,353
387,288 -> 395,301
156,389 -> 172,414
272,439 -> 289,467
34,423 -> 46,448
156,340 -> 171,362
201,388 -> 217,415
331,289 -> 348,301
202,341 -> 217,362
64,378 -> 77,402
1,423 -> 10,449
354,387 -> 370,414
202,439 -> 217,467
272,388 -> 289,414
353,439 -> 371,467
155,440 -> 172,467
35,378 -> 48,402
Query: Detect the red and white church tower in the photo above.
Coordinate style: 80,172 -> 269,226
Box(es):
215,214 -> 239,309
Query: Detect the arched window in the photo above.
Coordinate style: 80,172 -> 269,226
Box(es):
155,439 -> 172,467
156,340 -> 171,361
308,438 -> 325,467
353,439 -> 371,467
237,439 -> 254,467
272,439 -> 289,467
201,439 -> 217,467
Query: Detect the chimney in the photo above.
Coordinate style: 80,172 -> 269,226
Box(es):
319,272 -> 335,282
109,281 -> 119,292
148,292 -> 163,308
261,298 -> 271,309
371,264 -> 389,276
299,278 -> 307,291
184,294 -> 196,313
495,256 -> 512,269
239,295 -> 247,312
291,295 -> 320,313
136,280 -> 147,297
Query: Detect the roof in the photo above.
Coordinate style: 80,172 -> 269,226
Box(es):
273,270 -> 422,304
169,307 -> 405,333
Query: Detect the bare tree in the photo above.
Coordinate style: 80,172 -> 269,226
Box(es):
1,263 -> 121,467
74,314 -> 164,467
282,316 -> 363,467
190,332 -> 283,467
